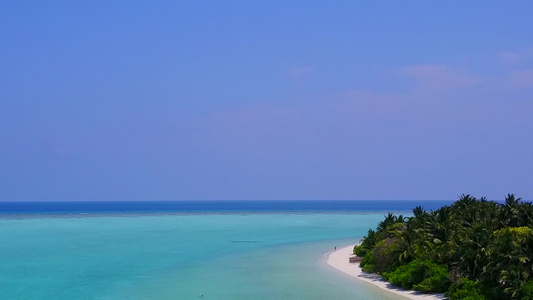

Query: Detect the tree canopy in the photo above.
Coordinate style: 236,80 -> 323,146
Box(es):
354,194 -> 533,299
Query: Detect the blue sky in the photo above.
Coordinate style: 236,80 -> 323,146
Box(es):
1,1 -> 532,201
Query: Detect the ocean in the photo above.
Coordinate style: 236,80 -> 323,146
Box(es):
0,200 -> 452,300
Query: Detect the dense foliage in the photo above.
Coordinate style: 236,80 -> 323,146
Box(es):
354,194 -> 533,299
383,259 -> 450,292
519,280 -> 533,300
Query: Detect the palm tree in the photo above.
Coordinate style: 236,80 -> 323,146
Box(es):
501,193 -> 522,228
377,212 -> 398,233
453,222 -> 492,280
398,220 -> 418,263
360,229 -> 377,250
452,194 -> 478,227
519,202 -> 533,228
425,206 -> 455,264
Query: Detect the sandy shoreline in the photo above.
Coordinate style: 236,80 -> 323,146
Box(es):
326,245 -> 446,300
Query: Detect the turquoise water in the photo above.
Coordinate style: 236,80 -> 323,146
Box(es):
0,213 -> 406,299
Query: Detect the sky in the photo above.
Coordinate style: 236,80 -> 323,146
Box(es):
1,1 -> 532,201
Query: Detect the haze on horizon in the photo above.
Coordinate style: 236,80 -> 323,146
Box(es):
1,2 -> 532,201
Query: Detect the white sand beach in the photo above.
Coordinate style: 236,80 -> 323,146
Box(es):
326,245 -> 446,300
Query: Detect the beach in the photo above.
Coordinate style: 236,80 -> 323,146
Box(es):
326,245 -> 446,300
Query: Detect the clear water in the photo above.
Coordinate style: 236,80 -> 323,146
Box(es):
0,212 -> 413,299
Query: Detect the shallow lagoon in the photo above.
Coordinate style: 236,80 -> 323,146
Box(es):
0,213 -> 407,299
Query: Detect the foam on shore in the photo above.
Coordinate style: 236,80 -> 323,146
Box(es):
326,245 -> 446,300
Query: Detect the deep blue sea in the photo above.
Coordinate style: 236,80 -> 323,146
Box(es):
0,200 -> 452,215
0,200 -> 452,300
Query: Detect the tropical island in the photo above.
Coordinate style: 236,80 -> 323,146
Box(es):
353,194 -> 533,300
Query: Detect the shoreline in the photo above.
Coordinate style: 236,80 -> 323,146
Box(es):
326,245 -> 446,300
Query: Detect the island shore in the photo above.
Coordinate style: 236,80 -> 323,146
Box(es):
326,245 -> 446,300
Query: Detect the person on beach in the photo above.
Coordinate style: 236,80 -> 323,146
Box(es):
334,246 -> 336,251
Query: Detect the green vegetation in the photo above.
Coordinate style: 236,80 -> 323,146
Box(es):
447,278 -> 486,300
519,280 -> 533,300
383,259 -> 450,292
355,194 -> 533,299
